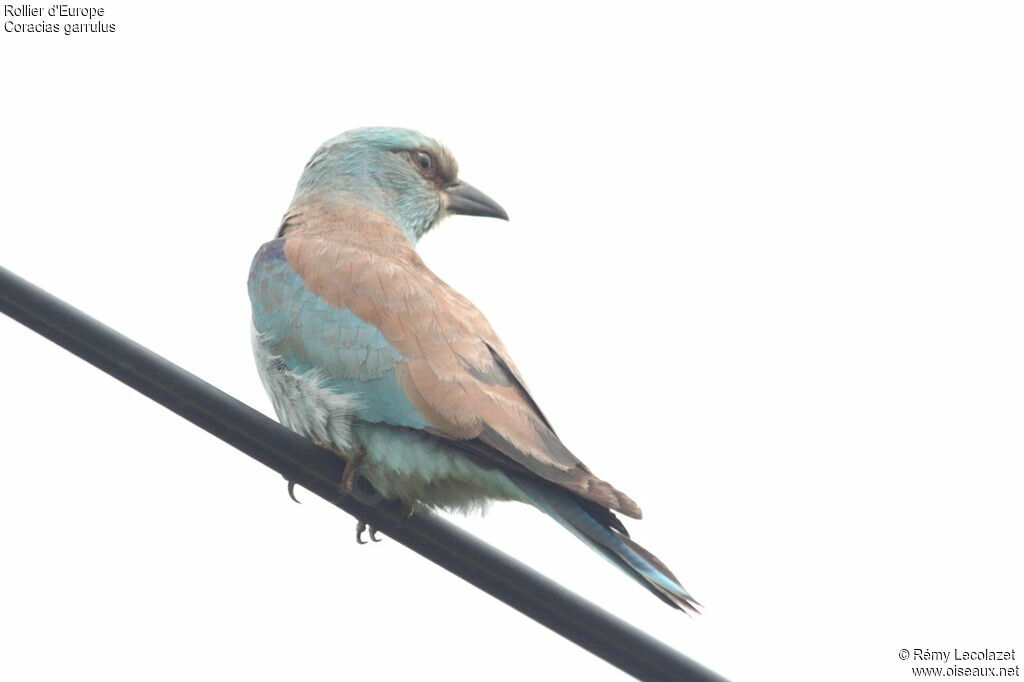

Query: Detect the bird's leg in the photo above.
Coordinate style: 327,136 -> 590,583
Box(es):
338,445 -> 366,496
338,446 -> 377,543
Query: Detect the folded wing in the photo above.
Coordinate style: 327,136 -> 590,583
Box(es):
249,211 -> 641,518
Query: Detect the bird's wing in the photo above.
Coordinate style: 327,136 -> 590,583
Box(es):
248,217 -> 640,518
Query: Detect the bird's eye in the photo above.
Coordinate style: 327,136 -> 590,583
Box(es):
414,151 -> 434,173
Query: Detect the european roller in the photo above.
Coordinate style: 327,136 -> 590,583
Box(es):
248,127 -> 696,611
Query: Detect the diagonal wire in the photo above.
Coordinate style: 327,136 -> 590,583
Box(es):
0,264 -> 728,682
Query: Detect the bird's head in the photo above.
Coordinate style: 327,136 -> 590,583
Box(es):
294,127 -> 508,242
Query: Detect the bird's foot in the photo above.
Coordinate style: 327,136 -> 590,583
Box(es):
354,502 -> 416,544
391,501 -> 416,522
284,439 -> 338,503
355,519 -> 382,544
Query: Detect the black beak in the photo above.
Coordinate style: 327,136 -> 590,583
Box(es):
445,181 -> 509,221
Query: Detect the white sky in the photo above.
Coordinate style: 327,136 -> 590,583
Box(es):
2,2 -> 1022,680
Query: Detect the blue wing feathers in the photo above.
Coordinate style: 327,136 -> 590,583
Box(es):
248,239 -> 427,429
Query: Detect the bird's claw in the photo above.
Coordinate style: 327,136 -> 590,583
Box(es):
287,480 -> 302,504
355,520 -> 382,544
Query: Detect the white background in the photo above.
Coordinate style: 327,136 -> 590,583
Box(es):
2,2 -> 1022,680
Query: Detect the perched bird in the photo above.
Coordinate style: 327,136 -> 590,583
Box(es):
248,127 -> 696,611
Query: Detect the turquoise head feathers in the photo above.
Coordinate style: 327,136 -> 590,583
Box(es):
293,127 -> 507,242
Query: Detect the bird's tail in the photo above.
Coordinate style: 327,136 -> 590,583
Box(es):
512,475 -> 699,613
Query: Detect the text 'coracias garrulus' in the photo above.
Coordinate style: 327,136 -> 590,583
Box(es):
247,127 -> 696,611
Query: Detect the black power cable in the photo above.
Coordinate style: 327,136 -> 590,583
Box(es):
0,265 -> 728,682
